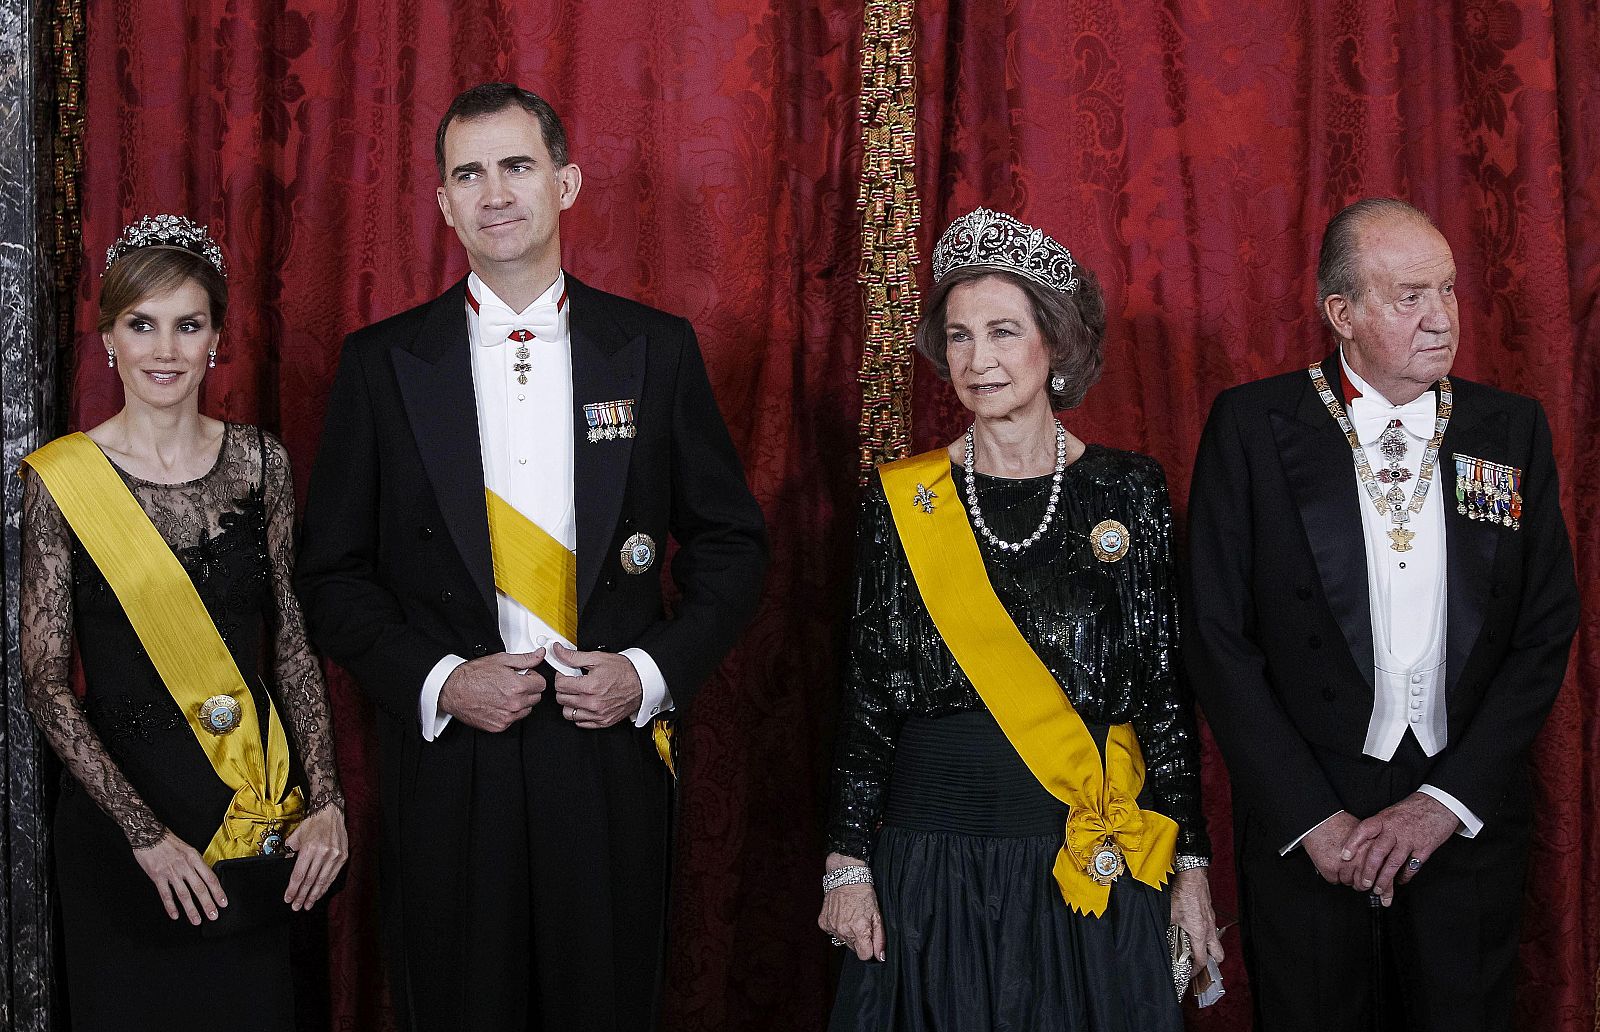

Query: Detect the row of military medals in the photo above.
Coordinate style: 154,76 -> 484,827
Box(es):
1309,366 -> 1453,553
1456,456 -> 1521,528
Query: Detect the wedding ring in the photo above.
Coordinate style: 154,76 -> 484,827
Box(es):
829,935 -> 848,947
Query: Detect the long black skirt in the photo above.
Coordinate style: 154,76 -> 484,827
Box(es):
829,711 -> 1183,1032
53,776 -> 294,1032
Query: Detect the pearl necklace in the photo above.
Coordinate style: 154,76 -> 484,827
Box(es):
963,420 -> 1067,554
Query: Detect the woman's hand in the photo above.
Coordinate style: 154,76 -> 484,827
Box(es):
132,831 -> 226,925
1169,867 -> 1224,969
284,804 -> 348,911
818,853 -> 885,962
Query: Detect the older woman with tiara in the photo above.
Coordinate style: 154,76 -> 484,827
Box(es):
819,209 -> 1222,1030
19,215 -> 346,1030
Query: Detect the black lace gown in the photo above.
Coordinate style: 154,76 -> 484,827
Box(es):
20,424 -> 343,1032
827,446 -> 1209,1032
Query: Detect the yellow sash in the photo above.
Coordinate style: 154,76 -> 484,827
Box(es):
21,433 -> 304,863
485,488 -> 578,641
484,488 -> 676,776
879,450 -> 1178,916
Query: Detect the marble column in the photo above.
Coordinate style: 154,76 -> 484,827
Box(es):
0,0 -> 61,1026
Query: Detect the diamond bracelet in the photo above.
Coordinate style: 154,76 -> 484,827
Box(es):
822,865 -> 873,893
1173,854 -> 1210,873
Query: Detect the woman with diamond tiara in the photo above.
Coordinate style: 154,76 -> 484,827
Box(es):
819,209 -> 1221,1030
19,215 -> 346,1030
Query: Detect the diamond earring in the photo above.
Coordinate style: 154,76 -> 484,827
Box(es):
207,348 -> 217,369
1050,373 -> 1067,394
106,349 -> 116,369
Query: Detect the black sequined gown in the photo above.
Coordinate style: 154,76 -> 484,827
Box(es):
827,446 -> 1208,1032
19,425 -> 343,1032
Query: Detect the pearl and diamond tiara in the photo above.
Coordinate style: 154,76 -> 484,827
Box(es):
105,214 -> 227,278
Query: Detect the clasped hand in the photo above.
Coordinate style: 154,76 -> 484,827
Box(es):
1302,793 -> 1460,905
440,647 -> 548,732
133,805 -> 351,924
440,644 -> 642,732
551,642 -> 642,729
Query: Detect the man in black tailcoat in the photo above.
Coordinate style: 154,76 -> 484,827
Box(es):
1186,198 -> 1577,1031
297,82 -> 766,1032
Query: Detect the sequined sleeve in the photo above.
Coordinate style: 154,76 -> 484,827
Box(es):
262,434 -> 344,815
19,473 -> 166,849
1124,463 -> 1211,857
825,482 -> 909,862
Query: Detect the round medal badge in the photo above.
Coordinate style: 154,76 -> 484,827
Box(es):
1088,839 -> 1126,886
198,694 -> 242,736
620,532 -> 657,575
1090,519 -> 1130,563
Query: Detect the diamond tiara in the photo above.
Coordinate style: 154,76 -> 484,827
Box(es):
105,214 -> 227,278
931,208 -> 1078,294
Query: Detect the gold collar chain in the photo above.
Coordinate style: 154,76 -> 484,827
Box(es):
1308,365 -> 1453,553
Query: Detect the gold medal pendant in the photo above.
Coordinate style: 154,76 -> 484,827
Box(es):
198,693 -> 242,736
259,823 -> 286,856
1087,837 -> 1127,886
1387,526 -> 1415,552
1090,519 -> 1130,563
620,532 -> 657,575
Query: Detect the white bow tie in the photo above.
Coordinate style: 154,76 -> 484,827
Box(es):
1348,392 -> 1436,445
478,299 -> 562,348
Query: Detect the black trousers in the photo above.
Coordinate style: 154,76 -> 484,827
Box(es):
1235,734 -> 1531,1032
389,678 -> 671,1032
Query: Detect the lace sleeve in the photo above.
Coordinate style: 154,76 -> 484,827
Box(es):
20,471 -> 166,848
262,435 -> 344,814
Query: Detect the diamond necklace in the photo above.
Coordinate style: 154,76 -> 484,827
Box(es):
963,420 -> 1068,554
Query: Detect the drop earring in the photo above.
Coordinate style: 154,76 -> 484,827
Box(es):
207,348 -> 217,369
106,349 -> 116,369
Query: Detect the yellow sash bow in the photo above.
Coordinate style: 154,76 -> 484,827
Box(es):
484,488 -> 676,777
21,433 -> 303,863
880,451 -> 1177,916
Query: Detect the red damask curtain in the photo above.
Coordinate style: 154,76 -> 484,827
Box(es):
75,1 -> 863,1028
70,1 -> 1598,1030
907,2 -> 1600,1029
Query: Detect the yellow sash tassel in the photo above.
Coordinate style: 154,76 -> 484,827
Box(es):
653,719 -> 676,779
880,451 -> 1177,917
485,488 -> 676,777
22,434 -> 302,863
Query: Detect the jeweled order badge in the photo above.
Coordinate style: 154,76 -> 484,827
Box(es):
199,693 -> 242,735
621,532 -> 657,574
1090,519 -> 1130,563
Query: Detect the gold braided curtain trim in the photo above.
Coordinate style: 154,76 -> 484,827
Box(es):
51,0 -> 87,412
855,0 -> 921,480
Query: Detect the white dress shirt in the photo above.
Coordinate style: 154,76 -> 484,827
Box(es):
417,271 -> 672,740
1282,354 -> 1481,853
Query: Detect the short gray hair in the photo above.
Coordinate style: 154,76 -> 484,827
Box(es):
1316,198 -> 1435,326
914,266 -> 1105,410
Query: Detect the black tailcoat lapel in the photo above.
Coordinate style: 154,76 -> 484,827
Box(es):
1272,356 -> 1376,695
1439,384 -> 1503,696
567,276 -> 646,618
391,279 -> 497,622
